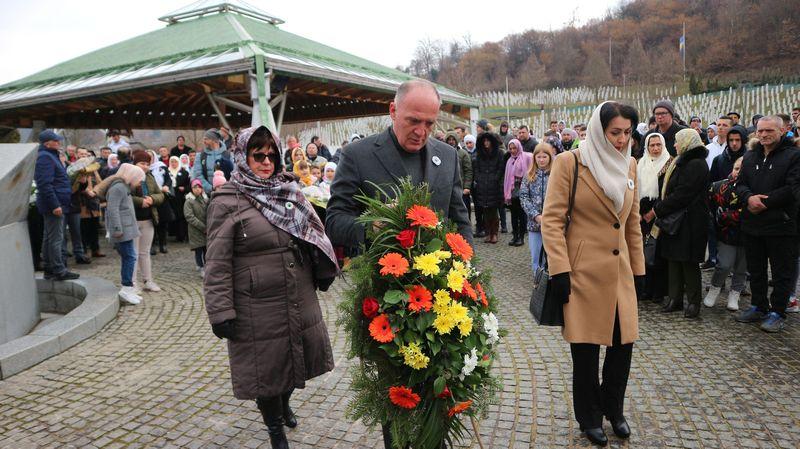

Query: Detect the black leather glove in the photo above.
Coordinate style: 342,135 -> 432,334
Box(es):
634,275 -> 645,294
315,276 -> 335,292
211,320 -> 236,340
550,272 -> 571,304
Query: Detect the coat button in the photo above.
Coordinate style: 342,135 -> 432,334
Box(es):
289,262 -> 295,268
294,303 -> 299,308
613,249 -> 620,255
613,223 -> 620,229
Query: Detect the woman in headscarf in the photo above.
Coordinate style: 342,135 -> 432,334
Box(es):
504,138 -> 533,247
168,155 -> 192,243
204,126 -> 338,449
637,133 -> 672,304
653,129 -> 709,318
541,101 -> 644,446
101,153 -> 120,179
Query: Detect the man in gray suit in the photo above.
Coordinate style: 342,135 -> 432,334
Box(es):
326,79 -> 473,248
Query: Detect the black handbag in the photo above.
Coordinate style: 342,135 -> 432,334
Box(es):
529,152 -> 578,326
643,233 -> 657,267
655,208 -> 686,235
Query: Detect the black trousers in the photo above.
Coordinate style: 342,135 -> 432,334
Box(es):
509,198 -> 527,238
570,311 -> 633,429
27,206 -> 44,269
499,204 -> 508,229
745,234 -> 797,316
463,194 -> 472,222
80,216 -> 100,252
474,205 -> 484,233
642,254 -> 668,300
667,260 -> 702,306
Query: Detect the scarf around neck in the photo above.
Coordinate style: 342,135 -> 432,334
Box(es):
230,126 -> 338,269
580,101 -> 633,213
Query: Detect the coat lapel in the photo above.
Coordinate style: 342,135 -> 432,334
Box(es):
374,129 -> 409,181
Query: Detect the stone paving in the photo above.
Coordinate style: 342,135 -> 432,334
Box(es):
1,229 -> 800,448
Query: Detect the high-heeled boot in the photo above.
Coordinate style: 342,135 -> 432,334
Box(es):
281,389 -> 297,428
256,396 -> 290,449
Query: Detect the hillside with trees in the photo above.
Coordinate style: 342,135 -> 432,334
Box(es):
406,0 -> 800,93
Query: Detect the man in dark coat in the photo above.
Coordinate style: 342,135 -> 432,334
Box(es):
517,125 -> 538,152
735,115 -> 800,332
327,79 -> 473,251
643,100 -> 686,157
34,130 -> 79,280
709,125 -> 746,183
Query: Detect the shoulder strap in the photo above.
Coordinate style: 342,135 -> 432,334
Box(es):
564,151 -> 579,234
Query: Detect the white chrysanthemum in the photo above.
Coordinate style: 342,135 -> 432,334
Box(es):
460,348 -> 478,380
482,312 -> 500,345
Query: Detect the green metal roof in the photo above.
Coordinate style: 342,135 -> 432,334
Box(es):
0,10 -> 477,107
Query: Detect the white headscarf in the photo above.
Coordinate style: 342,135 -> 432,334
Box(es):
637,133 -> 670,200
580,101 -> 633,213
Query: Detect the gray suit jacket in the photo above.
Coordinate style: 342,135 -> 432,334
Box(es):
326,128 -> 472,247
105,179 -> 140,243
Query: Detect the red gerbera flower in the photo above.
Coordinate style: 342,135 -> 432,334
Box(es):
369,314 -> 395,343
396,228 -> 416,249
448,400 -> 472,417
475,283 -> 488,307
389,385 -> 421,409
445,233 -> 474,261
406,205 -> 438,228
461,280 -> 477,301
436,385 -> 452,399
378,253 -> 409,277
406,285 -> 433,313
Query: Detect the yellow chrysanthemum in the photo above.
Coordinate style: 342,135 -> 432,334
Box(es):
449,301 -> 469,322
458,316 -> 473,337
434,250 -> 452,261
399,342 -> 430,370
433,290 -> 450,313
451,260 -> 469,277
447,269 -> 466,293
413,253 -> 441,277
433,312 -> 458,335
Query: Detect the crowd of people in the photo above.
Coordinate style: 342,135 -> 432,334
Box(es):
29,77 -> 800,447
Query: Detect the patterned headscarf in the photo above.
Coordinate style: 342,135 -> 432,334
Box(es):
230,126 -> 338,269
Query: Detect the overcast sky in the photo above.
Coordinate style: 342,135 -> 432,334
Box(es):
0,0 -> 617,86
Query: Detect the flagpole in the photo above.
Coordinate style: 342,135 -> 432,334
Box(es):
505,76 -> 510,124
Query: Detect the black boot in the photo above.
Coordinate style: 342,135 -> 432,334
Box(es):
508,231 -> 518,246
159,244 -> 168,254
684,303 -> 700,319
281,389 -> 297,428
257,396 -> 290,449
660,297 -> 683,313
581,427 -> 608,446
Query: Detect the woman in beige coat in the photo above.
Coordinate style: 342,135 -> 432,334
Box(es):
542,101 -> 645,446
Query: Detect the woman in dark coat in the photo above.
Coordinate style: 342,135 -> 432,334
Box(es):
653,129 -> 709,318
637,133 -> 672,304
204,126 -> 339,449
167,156 -> 192,242
472,132 -> 505,243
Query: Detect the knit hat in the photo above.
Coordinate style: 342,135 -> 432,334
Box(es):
38,130 -> 63,144
652,100 -> 675,117
131,150 -> 150,166
191,179 -> 203,189
212,170 -> 226,189
204,128 -> 222,142
476,119 -> 489,130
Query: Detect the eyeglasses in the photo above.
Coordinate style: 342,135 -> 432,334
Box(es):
654,111 -> 670,116
251,152 -> 278,164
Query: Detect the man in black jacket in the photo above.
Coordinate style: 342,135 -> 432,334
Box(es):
709,125 -> 747,183
643,100 -> 686,157
735,115 -> 800,332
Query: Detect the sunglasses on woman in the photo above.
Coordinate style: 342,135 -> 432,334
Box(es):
251,151 -> 278,164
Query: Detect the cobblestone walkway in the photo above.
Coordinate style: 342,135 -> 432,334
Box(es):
1,231 -> 799,448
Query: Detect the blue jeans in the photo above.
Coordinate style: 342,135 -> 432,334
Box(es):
62,212 -> 85,259
528,231 -> 543,273
115,240 -> 137,287
42,213 -> 66,275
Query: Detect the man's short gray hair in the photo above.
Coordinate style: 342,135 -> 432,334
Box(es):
758,115 -> 784,129
394,79 -> 442,106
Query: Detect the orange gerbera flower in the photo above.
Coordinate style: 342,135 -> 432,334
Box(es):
461,280 -> 477,301
445,233 -> 473,261
476,283 -> 488,307
379,253 -> 409,277
389,385 -> 421,409
406,285 -> 433,313
406,205 -> 438,228
369,314 -> 395,343
448,400 -> 472,417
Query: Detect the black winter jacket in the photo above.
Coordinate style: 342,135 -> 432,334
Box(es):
472,133 -> 506,209
736,136 -> 800,237
654,145 -> 709,262
709,126 -> 747,183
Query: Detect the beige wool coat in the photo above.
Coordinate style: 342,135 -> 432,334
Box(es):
541,149 -> 645,346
